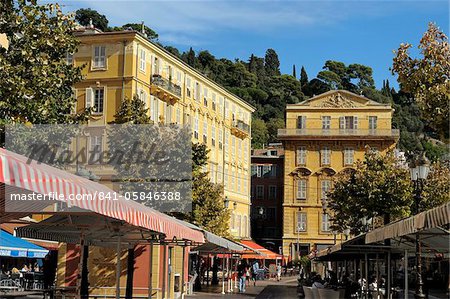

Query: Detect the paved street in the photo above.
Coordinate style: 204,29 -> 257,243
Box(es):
186,276 -> 299,299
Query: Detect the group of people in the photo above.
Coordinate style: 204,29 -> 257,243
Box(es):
236,260 -> 283,293
1,263 -> 41,278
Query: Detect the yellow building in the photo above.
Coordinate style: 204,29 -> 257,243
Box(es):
71,27 -> 254,239
277,90 -> 399,259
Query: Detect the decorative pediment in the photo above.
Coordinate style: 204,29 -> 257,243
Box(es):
291,167 -> 312,178
317,92 -> 357,108
316,167 -> 336,177
338,167 -> 356,176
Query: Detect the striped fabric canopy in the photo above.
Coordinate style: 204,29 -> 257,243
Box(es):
0,148 -> 204,243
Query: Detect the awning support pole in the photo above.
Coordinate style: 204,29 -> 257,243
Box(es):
115,236 -> 122,299
227,255 -> 232,293
365,253 -> 369,299
125,245 -> 135,299
221,255 -> 226,294
387,251 -> 391,299
161,243 -> 167,299
148,241 -> 154,299
376,253 -> 379,298
404,250 -> 408,299
181,244 -> 186,298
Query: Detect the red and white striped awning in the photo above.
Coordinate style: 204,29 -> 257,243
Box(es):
0,148 -> 204,243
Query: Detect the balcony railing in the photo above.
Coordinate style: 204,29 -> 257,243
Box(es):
231,119 -> 250,139
233,120 -> 250,134
278,128 -> 400,138
151,74 -> 182,98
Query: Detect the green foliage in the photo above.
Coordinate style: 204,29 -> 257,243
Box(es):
75,8 -> 109,31
251,118 -> 268,148
113,94 -> 151,124
119,23 -> 158,41
190,143 -> 230,237
300,66 -> 309,88
0,0 -> 88,127
328,151 -> 413,235
264,48 -> 281,77
392,23 -> 450,140
267,118 -> 285,144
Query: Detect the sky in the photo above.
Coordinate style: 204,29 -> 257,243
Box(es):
58,0 -> 449,89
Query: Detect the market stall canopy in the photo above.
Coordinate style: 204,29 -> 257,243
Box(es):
365,202 -> 449,244
0,229 -> 48,258
0,148 -> 204,243
173,219 -> 245,253
239,240 -> 282,260
1,220 -> 59,250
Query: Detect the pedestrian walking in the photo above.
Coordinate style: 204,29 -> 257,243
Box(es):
237,260 -> 247,293
276,264 -> 282,281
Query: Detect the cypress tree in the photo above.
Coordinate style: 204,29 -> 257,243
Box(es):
300,66 -> 309,87
293,64 -> 297,78
264,49 -> 281,77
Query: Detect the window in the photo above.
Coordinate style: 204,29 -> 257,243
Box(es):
256,165 -> 262,178
203,87 -> 208,106
186,77 -> 191,97
344,148 -> 354,165
139,48 -> 146,72
268,185 -> 277,199
194,115 -> 199,139
256,185 -> 264,199
93,46 -> 106,68
297,116 -> 306,129
369,116 -> 378,130
297,147 -> 307,165
339,116 -> 358,130
322,213 -> 331,232
210,163 -> 216,183
86,87 -> 104,114
297,180 -> 307,200
269,165 -> 277,177
165,104 -> 172,124
138,89 -> 148,109
212,93 -> 216,110
194,82 -> 200,101
203,118 -> 208,144
218,129 -> 223,150
176,108 -> 181,124
231,136 -> 235,157
225,100 -> 229,118
296,212 -> 307,232
237,172 -> 241,191
224,168 -> 228,188
321,147 -> 331,165
152,57 -> 160,75
151,96 -> 159,122
66,52 -> 74,65
217,165 -> 223,183
322,116 -> 331,129
211,125 -> 216,147
176,71 -> 182,85
321,180 -> 331,200
89,135 -> 103,164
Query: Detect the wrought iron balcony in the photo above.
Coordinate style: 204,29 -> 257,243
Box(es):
231,119 -> 250,139
150,74 -> 182,104
278,128 -> 400,140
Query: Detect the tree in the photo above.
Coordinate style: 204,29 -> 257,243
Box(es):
292,64 -> 296,78
75,8 -> 109,31
190,143 -> 230,237
0,1 -> 87,128
264,49 -> 280,77
392,23 -> 450,140
251,118 -> 268,148
184,47 -> 196,67
328,151 -> 413,235
266,118 -> 285,143
300,66 -> 309,88
113,94 -> 151,124
120,23 -> 158,41
421,162 -> 450,211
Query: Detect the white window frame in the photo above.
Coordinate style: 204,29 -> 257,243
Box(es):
321,180 -> 331,200
92,87 -> 105,114
89,135 -> 103,164
296,212 -> 307,232
211,125 -> 216,147
369,116 -> 378,130
322,213 -> 331,232
344,148 -> 354,165
322,116 -> 331,130
297,146 -> 307,165
297,116 -> 306,129
92,45 -> 106,69
139,48 -> 146,73
297,179 -> 307,200
321,147 -> 331,166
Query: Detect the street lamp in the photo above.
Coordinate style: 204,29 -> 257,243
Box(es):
409,153 -> 430,299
